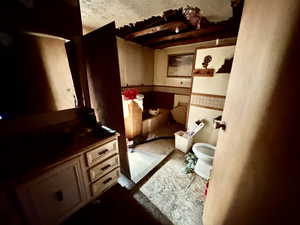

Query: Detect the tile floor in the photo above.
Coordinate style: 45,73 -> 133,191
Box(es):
128,123 -> 184,183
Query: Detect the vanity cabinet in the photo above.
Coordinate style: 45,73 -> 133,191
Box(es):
15,135 -> 120,225
16,157 -> 87,225
84,139 -> 120,198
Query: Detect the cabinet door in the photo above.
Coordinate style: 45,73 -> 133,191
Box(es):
16,157 -> 87,225
66,22 -> 130,177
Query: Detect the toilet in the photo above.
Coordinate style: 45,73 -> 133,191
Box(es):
192,143 -> 216,180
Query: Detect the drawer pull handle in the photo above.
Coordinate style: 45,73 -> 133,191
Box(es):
55,190 -> 64,202
98,149 -> 108,156
101,164 -> 111,171
103,177 -> 112,184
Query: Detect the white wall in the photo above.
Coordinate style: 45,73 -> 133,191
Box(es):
192,74 -> 230,95
117,37 -> 154,87
187,44 -> 235,145
188,74 -> 230,145
194,45 -> 235,70
189,105 -> 221,144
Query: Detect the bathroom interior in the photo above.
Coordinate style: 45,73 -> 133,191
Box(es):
117,34 -> 236,225
5,0 -> 299,225
119,37 -> 236,188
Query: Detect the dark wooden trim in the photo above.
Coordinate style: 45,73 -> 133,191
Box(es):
191,93 -> 226,98
192,69 -> 214,77
175,93 -> 191,96
194,41 -> 236,51
153,85 -> 191,89
116,1 -> 243,49
121,84 -> 192,90
153,89 -> 191,96
121,85 -> 153,88
165,75 -> 193,79
145,25 -> 231,46
120,85 -> 192,95
167,53 -> 195,57
125,21 -> 188,39
153,90 -> 191,96
190,103 -> 223,111
153,31 -> 238,49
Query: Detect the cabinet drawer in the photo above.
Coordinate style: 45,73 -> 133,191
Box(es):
16,157 -> 86,225
86,140 -> 118,167
91,168 -> 119,196
89,155 -> 119,182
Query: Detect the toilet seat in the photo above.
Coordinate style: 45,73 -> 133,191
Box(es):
192,143 -> 215,162
192,143 -> 216,180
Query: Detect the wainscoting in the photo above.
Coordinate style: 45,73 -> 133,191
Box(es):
121,85 -> 191,110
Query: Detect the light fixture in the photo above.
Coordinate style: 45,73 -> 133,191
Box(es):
175,27 -> 180,33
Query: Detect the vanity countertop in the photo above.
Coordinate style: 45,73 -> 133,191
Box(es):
0,129 -> 119,185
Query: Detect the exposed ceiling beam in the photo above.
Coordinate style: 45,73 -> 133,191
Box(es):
124,21 -> 189,39
143,25 -> 232,46
151,30 -> 238,49
116,1 -> 244,49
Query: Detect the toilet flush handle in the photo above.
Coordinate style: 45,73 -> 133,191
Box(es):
213,120 -> 226,131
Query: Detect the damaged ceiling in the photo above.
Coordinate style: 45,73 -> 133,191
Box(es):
80,0 -> 233,31
79,0 -> 242,48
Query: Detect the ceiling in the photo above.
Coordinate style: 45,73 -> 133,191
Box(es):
80,0 -> 233,31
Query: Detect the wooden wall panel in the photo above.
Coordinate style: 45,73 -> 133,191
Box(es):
141,92 -> 154,110
152,92 -> 174,109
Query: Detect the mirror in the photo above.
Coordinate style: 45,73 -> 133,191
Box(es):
0,32 -> 77,120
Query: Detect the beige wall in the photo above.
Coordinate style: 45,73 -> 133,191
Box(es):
187,45 -> 234,145
203,0 -> 300,224
154,39 -> 235,119
174,94 -> 190,107
188,74 -> 230,145
194,45 -> 235,71
192,75 -> 230,95
153,38 -> 236,88
6,34 -> 75,116
189,106 -> 221,144
117,37 -> 154,87
36,36 -> 76,110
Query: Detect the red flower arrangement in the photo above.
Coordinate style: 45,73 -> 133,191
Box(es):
122,88 -> 139,100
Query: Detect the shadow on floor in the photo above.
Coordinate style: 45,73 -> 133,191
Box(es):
63,184 -> 173,225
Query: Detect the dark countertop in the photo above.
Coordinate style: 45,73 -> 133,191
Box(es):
0,128 -> 119,185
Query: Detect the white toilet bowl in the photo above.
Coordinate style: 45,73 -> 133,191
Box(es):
192,143 -> 216,180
